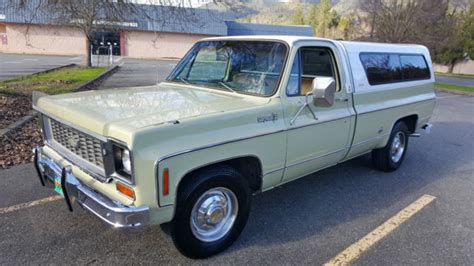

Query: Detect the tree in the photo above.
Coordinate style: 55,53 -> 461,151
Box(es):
307,3 -> 319,35
8,0 -> 241,67
460,4 -> 474,59
336,15 -> 353,40
315,0 -> 335,37
290,3 -> 305,25
434,4 -> 474,72
359,0 -> 463,71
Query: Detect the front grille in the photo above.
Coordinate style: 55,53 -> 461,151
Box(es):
49,119 -> 104,167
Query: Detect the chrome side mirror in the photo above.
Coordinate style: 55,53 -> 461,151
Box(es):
312,77 -> 336,107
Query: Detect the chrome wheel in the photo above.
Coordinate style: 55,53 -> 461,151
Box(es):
190,187 -> 238,242
390,132 -> 406,163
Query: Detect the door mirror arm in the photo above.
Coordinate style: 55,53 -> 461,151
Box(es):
290,91 -> 318,125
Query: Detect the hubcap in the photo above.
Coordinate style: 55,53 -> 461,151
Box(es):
190,187 -> 238,242
390,131 -> 406,163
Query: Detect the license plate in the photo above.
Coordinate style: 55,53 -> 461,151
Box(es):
53,173 -> 64,196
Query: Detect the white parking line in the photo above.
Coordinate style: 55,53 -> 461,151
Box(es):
437,95 -> 461,99
0,196 -> 62,214
324,194 -> 437,266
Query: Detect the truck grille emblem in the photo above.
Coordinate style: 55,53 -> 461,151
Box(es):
67,136 -> 81,149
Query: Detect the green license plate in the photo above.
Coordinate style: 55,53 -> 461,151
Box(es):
54,173 -> 64,196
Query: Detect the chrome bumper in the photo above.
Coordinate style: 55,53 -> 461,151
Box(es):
34,147 -> 149,228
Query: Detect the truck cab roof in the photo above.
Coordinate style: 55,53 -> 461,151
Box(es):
201,35 -> 430,56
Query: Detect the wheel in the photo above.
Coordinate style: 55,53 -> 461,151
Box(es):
171,165 -> 251,258
372,121 -> 409,172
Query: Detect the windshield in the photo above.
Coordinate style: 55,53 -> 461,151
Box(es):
167,41 -> 288,96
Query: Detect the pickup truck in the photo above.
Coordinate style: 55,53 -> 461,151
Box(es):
33,36 -> 435,258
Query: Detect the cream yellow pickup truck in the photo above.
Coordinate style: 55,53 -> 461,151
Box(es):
33,36 -> 435,258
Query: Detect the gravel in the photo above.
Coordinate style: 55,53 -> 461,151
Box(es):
0,119 -> 42,169
0,95 -> 32,130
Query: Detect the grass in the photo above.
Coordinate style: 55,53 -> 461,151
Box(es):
0,66 -> 107,95
435,72 -> 474,78
435,82 -> 474,93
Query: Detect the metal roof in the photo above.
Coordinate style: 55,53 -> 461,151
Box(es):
0,0 -> 231,35
0,0 -> 314,37
226,21 -> 313,37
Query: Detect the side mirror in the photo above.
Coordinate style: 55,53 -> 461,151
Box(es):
312,77 -> 336,107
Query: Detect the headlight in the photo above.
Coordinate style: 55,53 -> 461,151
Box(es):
112,144 -> 133,179
121,149 -> 132,174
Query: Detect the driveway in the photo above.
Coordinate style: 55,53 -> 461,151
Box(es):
0,53 -> 83,81
99,58 -> 177,89
0,91 -> 473,264
435,75 -> 474,86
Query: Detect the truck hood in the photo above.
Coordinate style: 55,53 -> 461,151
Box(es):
35,83 -> 268,139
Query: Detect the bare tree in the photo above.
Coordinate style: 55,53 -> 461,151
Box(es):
7,0 -> 242,67
358,0 -> 459,64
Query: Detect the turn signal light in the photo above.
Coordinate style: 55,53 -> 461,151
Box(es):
163,168 -> 169,196
116,182 -> 135,200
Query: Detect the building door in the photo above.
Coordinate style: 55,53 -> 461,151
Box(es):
91,31 -> 121,56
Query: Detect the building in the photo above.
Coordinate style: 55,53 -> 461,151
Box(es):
0,1 -> 313,60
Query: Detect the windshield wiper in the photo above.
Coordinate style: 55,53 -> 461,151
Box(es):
177,76 -> 190,85
218,81 -> 236,93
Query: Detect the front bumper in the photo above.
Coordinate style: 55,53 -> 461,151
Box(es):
34,147 -> 149,228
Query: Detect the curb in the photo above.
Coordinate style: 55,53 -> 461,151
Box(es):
435,88 -> 474,97
75,64 -> 120,91
0,111 -> 37,138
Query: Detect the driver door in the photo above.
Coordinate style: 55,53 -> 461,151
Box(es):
282,44 -> 354,182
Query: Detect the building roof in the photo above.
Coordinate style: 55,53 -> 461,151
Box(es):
0,0 -> 231,35
226,21 -> 313,37
0,0 -> 314,37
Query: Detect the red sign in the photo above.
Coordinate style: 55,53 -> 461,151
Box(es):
1,33 -> 7,45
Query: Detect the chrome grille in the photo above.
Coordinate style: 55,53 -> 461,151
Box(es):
49,119 -> 104,167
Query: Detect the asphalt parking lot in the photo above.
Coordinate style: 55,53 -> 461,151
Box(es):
435,75 -> 474,87
0,53 -> 83,81
0,91 -> 473,264
100,58 -> 177,89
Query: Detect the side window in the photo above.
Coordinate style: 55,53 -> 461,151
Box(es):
286,50 -> 300,96
286,47 -> 338,96
360,53 -> 402,85
400,55 -> 430,81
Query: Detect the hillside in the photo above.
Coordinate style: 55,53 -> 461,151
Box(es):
239,0 -> 472,23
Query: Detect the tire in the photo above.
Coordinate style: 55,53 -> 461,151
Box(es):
372,121 -> 409,172
171,165 -> 251,259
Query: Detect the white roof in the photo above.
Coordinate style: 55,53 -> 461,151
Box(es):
341,41 -> 429,54
201,35 -> 429,54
